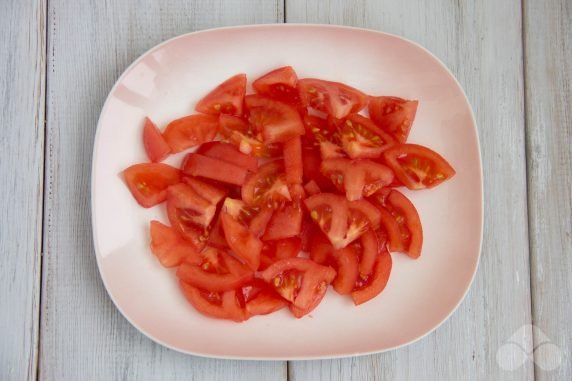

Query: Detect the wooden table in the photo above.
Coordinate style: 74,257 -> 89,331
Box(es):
1,1 -> 570,380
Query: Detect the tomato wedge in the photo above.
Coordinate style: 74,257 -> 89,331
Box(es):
302,146 -> 334,191
219,114 -> 280,157
179,282 -> 248,322
283,136 -> 303,184
123,163 -> 181,208
241,161 -> 292,208
368,96 -> 418,143
245,95 -> 305,143
339,114 -> 395,159
197,141 -> 258,172
252,66 -> 299,104
321,158 -> 394,201
330,246 -> 360,295
162,114 -> 219,153
302,114 -> 334,144
149,220 -> 200,267
241,279 -> 288,316
259,237 -> 302,270
181,176 -> 227,205
195,73 -> 246,116
261,258 -> 336,318
298,78 -> 367,119
263,203 -> 303,241
182,153 -> 248,186
383,144 -> 456,190
358,229 -> 379,277
352,250 -> 392,305
143,117 -> 170,162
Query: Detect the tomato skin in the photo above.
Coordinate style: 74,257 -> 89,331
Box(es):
298,79 -> 367,119
149,220 -> 200,267
368,96 -> 418,143
262,204 -> 303,241
358,229 -> 378,276
259,237 -> 302,270
182,153 -> 248,186
368,196 -> 404,252
123,163 -> 181,208
383,144 -> 456,190
248,206 -> 274,237
143,117 -> 171,162
245,95 -> 305,143
195,73 -> 247,116
179,282 -> 248,322
330,246 -> 360,295
283,136 -> 303,184
340,114 -> 395,159
162,114 -> 219,153
197,141 -> 258,172
252,66 -> 299,104
351,250 -> 392,305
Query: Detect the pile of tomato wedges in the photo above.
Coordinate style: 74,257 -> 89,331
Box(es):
123,66 -> 456,321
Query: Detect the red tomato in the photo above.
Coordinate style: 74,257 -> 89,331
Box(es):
220,198 -> 263,270
319,141 -> 346,160
179,282 -> 248,322
302,147 -> 335,191
302,114 -> 334,144
321,158 -> 394,201
123,163 -> 181,208
252,66 -> 299,104
181,176 -> 227,205
352,250 -> 392,305
303,180 -> 321,196
330,246 -> 360,295
248,206 -> 274,237
259,237 -> 302,270
219,114 -> 280,157
369,96 -> 418,143
383,144 -> 456,190
263,203 -> 303,241
368,197 -> 403,252
261,258 -> 336,318
298,78 -> 367,119
308,231 -> 333,264
197,141 -> 258,172
143,117 -> 170,162
245,95 -> 305,143
207,213 -> 228,249
283,136 -> 303,184
358,229 -> 378,277
339,114 -> 395,159
162,114 -> 219,153
182,153 -> 248,186
370,189 -> 423,258
241,279 -> 288,316
195,73 -> 246,116
149,220 -> 200,267
241,161 -> 292,208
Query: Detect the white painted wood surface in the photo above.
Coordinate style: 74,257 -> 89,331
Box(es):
285,0 -> 534,380
0,0 -> 46,380
524,0 -> 572,379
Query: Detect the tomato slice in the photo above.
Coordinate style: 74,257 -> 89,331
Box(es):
298,78 -> 367,119
383,144 -> 456,189
302,114 -> 335,144
195,73 -> 246,116
283,136 -> 303,184
330,246 -> 360,295
368,96 -> 418,143
351,250 -> 392,305
179,282 -> 248,322
162,114 -> 219,153
248,206 -> 274,237
259,237 -> 302,270
182,153 -> 248,186
370,189 -> 423,258
241,161 -> 292,208
339,114 -> 395,159
241,279 -> 288,316
219,114 -> 280,157
303,180 -> 321,196
181,176 -> 227,205
245,95 -> 305,143
252,66 -> 299,104
368,196 -> 403,252
197,141 -> 258,172
261,258 -> 336,318
123,163 -> 181,208
220,198 -> 263,270
321,158 -> 394,201
358,229 -> 378,277
143,117 -> 170,162
207,212 -> 228,249
319,141 -> 345,160
302,146 -> 335,191
262,203 -> 303,241
149,220 -> 200,267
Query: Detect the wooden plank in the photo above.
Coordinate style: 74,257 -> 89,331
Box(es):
286,1 -> 532,379
0,0 -> 46,379
524,0 -> 571,379
40,1 -> 285,380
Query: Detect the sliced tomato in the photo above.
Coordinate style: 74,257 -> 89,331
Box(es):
162,114 -> 219,153
248,206 -> 274,237
241,279 -> 288,316
263,203 -> 303,241
330,246 -> 360,295
220,198 -> 263,270
339,114 -> 395,159
319,141 -> 345,160
321,158 -> 394,201
303,180 -> 320,196
123,163 -> 181,208
219,114 -> 280,157
261,258 -> 336,318
302,147 -> 334,191
308,231 -> 333,265
149,220 -> 200,267
288,183 -> 306,203
207,213 -> 228,249
356,229 -> 378,277
283,136 -> 303,184
252,66 -> 299,104
181,176 -> 227,205
302,114 -> 335,144
383,144 -> 456,190
197,141 -> 258,172
143,117 -> 170,162
195,73 -> 246,116
259,237 -> 302,270
369,96 -> 418,143
176,247 -> 253,292
368,195 -> 403,252
352,250 -> 392,305
179,282 -> 248,322
182,153 -> 248,186
245,95 -> 305,143
298,78 -> 367,119
348,198 -> 381,230
241,161 -> 291,208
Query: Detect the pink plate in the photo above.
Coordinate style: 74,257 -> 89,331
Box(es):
92,24 -> 483,360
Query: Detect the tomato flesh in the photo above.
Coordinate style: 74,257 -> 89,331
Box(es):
283,136 -> 303,184
352,250 -> 392,305
179,282 -> 248,322
197,141 -> 258,172
143,117 -> 170,162
340,114 -> 395,159
245,95 -> 305,143
149,220 -> 200,267
242,161 -> 292,208
195,73 -> 246,116
263,203 -> 303,241
182,153 -> 248,186
252,66 -> 299,104
219,114 -> 280,157
259,237 -> 302,270
162,114 -> 219,153
369,96 -> 418,143
123,163 -> 181,208
298,79 -> 367,119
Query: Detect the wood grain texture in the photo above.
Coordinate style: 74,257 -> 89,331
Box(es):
40,1 -> 285,380
524,0 -> 572,379
0,0 -> 46,380
286,1 -> 533,380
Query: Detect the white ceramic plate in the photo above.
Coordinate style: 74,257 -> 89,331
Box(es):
92,24 -> 483,360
